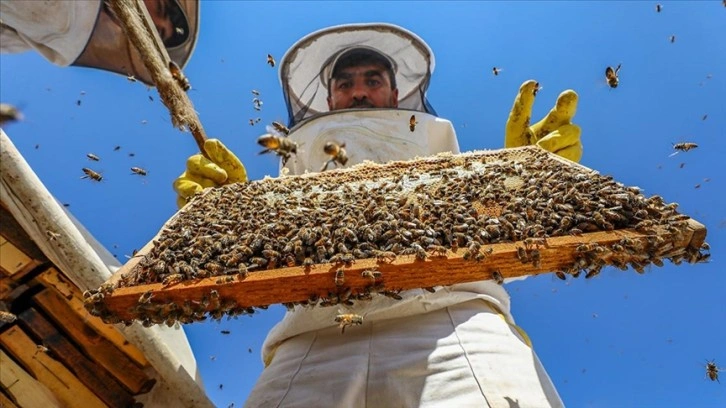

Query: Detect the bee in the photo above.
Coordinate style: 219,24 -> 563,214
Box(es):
271,121 -> 290,135
131,167 -> 148,176
162,273 -> 184,287
138,291 -> 154,304
533,81 -> 542,96
334,313 -> 363,333
251,89 -> 260,96
36,345 -> 49,353
705,360 -> 721,383
267,54 -> 275,67
320,141 -> 349,172
252,98 -> 263,111
168,61 -> 191,91
334,269 -> 345,286
86,153 -> 101,161
492,67 -> 502,76
257,133 -> 298,165
492,270 -> 504,285
126,74 -> 137,82
220,330 -> 231,335
76,99 -> 82,106
0,103 -> 23,125
656,4 -> 662,12
81,168 -> 103,182
605,64 -> 622,88
669,35 -> 676,43
409,114 -> 418,132
670,142 -> 698,156
361,269 -> 382,281
427,245 -> 448,257
0,311 -> 18,323
554,271 -> 567,281
114,145 -> 121,151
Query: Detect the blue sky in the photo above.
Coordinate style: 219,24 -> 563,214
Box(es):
1,1 -> 725,407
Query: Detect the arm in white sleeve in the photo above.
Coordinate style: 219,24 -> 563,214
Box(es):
1,0 -> 100,65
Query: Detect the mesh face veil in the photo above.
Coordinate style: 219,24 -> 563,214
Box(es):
278,23 -> 438,128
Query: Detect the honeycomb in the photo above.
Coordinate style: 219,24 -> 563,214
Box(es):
84,146 -> 709,326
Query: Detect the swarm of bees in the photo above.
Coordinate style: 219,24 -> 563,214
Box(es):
257,121 -> 298,165
409,114 -> 418,132
81,168 -> 103,182
267,54 -> 276,67
605,64 -> 622,88
320,141 -> 349,171
169,61 -> 191,91
706,360 -> 721,383
85,147 -> 709,327
0,103 -> 23,125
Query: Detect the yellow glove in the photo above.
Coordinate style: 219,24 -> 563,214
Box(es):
172,139 -> 248,208
504,80 -> 583,162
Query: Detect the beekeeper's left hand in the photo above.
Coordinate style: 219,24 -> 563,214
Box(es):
504,80 -> 583,162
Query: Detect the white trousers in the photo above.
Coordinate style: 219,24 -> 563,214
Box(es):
245,300 -> 563,408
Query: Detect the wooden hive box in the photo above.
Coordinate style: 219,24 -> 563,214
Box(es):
85,146 -> 709,326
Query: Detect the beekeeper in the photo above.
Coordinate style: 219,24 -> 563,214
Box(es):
175,23 -> 582,407
0,0 -> 198,86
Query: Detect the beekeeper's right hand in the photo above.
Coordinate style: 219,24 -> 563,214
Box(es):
172,139 -> 248,208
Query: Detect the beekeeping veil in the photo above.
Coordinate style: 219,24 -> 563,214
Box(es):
73,0 -> 199,86
278,23 -> 459,175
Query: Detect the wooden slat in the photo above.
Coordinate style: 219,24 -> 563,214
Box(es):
98,220 -> 706,322
0,326 -> 106,408
35,267 -> 150,367
17,308 -> 136,406
0,238 -> 41,278
0,204 -> 48,262
0,349 -> 60,408
0,389 -> 20,408
33,288 -> 156,394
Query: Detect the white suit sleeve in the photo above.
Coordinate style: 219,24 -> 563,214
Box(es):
0,0 -> 100,66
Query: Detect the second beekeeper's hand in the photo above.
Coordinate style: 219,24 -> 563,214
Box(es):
504,80 -> 583,162
172,139 -> 248,208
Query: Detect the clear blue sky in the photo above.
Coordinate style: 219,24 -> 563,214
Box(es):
1,2 -> 725,407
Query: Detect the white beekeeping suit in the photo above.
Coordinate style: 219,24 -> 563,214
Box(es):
245,23 -> 563,408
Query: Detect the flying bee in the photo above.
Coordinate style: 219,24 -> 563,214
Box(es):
81,168 -> 103,182
656,4 -> 662,12
0,103 -> 23,125
0,311 -> 17,323
669,35 -> 676,43
266,54 -> 275,67
220,330 -> 231,335
605,64 -> 622,88
86,153 -> 100,161
705,360 -> 721,383
320,141 -> 349,172
409,114 -> 418,132
334,313 -> 363,334
492,67 -> 502,76
669,142 -> 698,157
251,89 -> 260,96
533,81 -> 543,96
131,167 -> 148,176
126,74 -> 137,82
257,132 -> 298,165
168,61 -> 191,91
270,121 -> 290,135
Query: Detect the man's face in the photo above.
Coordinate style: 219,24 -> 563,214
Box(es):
327,64 -> 399,111
143,0 -> 176,45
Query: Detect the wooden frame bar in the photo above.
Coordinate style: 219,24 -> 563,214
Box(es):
99,219 -> 705,322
